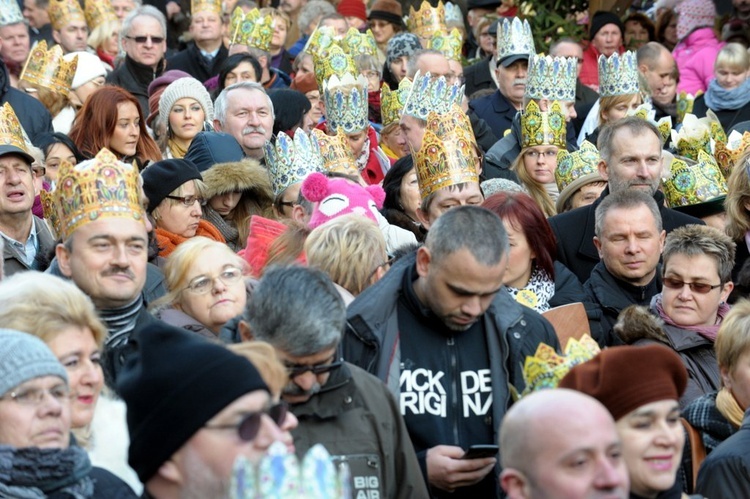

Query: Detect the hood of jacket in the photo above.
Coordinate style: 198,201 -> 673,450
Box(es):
202,159 -> 274,200
184,131 -> 245,172
614,304 -> 668,344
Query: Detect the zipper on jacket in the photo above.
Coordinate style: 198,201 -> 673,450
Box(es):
447,336 -> 460,444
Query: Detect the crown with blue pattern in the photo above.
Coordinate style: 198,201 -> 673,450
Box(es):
401,71 -> 464,121
496,17 -> 535,63
323,73 -> 369,134
265,129 -> 324,196
0,0 -> 24,25
525,54 -> 577,103
598,51 -> 640,97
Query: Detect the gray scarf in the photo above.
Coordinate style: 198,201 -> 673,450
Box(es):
0,444 -> 94,498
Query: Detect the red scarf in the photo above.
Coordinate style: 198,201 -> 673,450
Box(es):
155,220 -> 225,257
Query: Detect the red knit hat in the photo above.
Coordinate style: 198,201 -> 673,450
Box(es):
558,344 -> 688,421
337,0 -> 367,22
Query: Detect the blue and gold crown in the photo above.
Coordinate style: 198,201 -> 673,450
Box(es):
265,129 -> 324,196
0,0 -> 24,26
20,41 -> 78,96
598,51 -> 639,97
496,17 -> 534,62
380,79 -> 412,127
407,0 -> 446,39
41,148 -> 144,240
521,100 -> 566,149
323,73 -> 369,134
414,104 -> 479,199
312,129 -> 359,177
229,7 -> 273,51
663,151 -> 727,210
519,335 -> 601,398
48,0 -> 86,30
428,28 -> 463,62
525,54 -> 577,103
402,71 -> 463,121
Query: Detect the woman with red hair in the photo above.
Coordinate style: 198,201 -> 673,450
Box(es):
69,85 -> 162,168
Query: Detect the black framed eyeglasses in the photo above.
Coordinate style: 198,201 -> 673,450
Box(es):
125,35 -> 165,44
285,358 -> 344,378
662,277 -> 722,294
165,195 -> 207,207
204,402 -> 288,441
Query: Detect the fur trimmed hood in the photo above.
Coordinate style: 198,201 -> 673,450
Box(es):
201,159 -> 275,206
613,305 -> 669,345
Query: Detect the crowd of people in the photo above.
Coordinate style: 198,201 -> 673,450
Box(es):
0,0 -> 750,496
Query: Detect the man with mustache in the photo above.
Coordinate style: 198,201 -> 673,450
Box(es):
213,81 -> 274,162
236,265 -> 428,499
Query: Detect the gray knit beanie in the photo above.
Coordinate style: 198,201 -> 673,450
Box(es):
386,32 -> 422,65
158,77 -> 215,129
0,329 -> 68,397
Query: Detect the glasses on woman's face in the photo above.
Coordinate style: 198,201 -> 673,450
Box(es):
524,149 -> 557,159
662,277 -> 722,294
0,383 -> 69,407
204,402 -> 288,441
165,195 -> 207,207
183,266 -> 244,294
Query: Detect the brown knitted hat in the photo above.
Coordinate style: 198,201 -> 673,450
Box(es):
558,344 -> 688,421
290,72 -> 318,94
368,0 -> 404,26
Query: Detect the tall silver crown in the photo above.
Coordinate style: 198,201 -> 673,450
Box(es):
322,73 -> 369,134
0,0 -> 24,26
401,71 -> 464,121
525,54 -> 577,103
496,17 -> 535,62
598,51 -> 640,98
265,129 -> 324,196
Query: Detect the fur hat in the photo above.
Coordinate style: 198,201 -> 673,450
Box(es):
368,0 -> 404,27
0,329 -> 68,398
64,51 -> 106,90
301,172 -> 385,228
201,159 -> 274,210
158,77 -> 214,131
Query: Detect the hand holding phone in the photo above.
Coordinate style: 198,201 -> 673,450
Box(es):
461,444 -> 499,460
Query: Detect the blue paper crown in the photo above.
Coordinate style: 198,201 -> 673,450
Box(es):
525,54 -> 578,103
598,51 -> 640,98
496,17 -> 535,62
323,73 -> 369,135
265,129 -> 324,196
401,71 -> 464,121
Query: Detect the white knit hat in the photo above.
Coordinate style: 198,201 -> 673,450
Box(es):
64,51 -> 107,90
158,77 -> 215,128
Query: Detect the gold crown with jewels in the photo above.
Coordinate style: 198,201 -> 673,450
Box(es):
311,129 -> 359,177
20,41 -> 78,96
229,7 -> 273,51
84,0 -> 117,29
670,111 -> 725,161
407,0 -> 446,38
48,0 -> 86,30
663,150 -> 727,210
265,129 -> 324,196
0,103 -> 31,157
520,100 -> 567,149
192,0 -> 221,15
380,79 -> 412,127
714,130 -> 750,177
312,44 -> 358,91
427,28 -> 463,62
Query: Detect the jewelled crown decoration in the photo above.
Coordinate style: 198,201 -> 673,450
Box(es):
555,140 -> 601,194
48,0 -> 86,30
41,148 -> 144,241
380,79 -> 412,127
191,0 -> 221,14
342,27 -> 377,57
428,28 -> 463,62
84,0 -> 117,30
407,0 -> 446,38
229,7 -> 273,51
0,0 -> 24,26
496,18 -> 535,62
265,129 -> 324,196
525,54 -> 577,103
312,129 -> 359,177
312,44 -> 358,91
670,112 -> 725,161
414,105 -> 479,199
518,335 -> 600,398
663,151 -> 728,210
402,71 -> 463,121
306,26 -> 377,60
520,100 -> 566,149
598,51 -> 639,98
628,103 -> 673,144
444,2 -> 462,26
323,73 -> 369,135
676,91 -> 696,124
0,103 -> 31,156
20,41 -> 78,96
714,130 -> 750,177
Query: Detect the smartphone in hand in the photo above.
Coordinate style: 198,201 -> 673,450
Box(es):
461,445 -> 499,460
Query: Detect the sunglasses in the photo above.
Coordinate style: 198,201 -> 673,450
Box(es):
204,402 -> 288,441
662,277 -> 722,294
286,358 -> 343,378
125,34 -> 165,44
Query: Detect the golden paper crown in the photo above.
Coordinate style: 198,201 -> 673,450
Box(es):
414,105 -> 479,199
229,8 -> 273,51
555,140 -> 601,193
313,44 -> 358,91
663,151 -> 728,210
20,41 -> 78,96
670,112 -> 720,161
380,79 -> 412,127
191,0 -> 221,15
311,129 -> 359,177
41,148 -> 144,240
84,0 -> 117,29
342,27 -> 378,57
519,335 -> 600,398
676,91 -> 697,124
0,103 -> 32,158
427,28 -> 463,62
521,100 -> 566,149
628,103 -> 673,144
714,130 -> 750,177
48,0 -> 86,30
407,0 -> 446,38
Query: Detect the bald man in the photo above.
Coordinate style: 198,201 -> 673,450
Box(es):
499,389 -> 630,499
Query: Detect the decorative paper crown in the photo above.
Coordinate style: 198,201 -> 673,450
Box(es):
265,129 -> 324,196
20,41 -> 78,96
444,2 -> 462,26
520,100 -> 566,149
48,0 -> 86,30
41,148 -> 144,240
229,7 -> 273,51
313,44 -> 358,91
525,54 -> 577,103
401,71 -> 463,121
414,105 -> 479,199
84,0 -> 117,29
555,140 -> 600,192
670,112 -> 725,161
496,17 -> 535,63
342,27 -> 377,57
306,26 -> 377,59
518,335 -> 601,398
407,0 -> 446,38
428,28 -> 463,62
628,103 -> 673,144
191,0 -> 221,15
312,129 -> 359,177
0,0 -> 24,27
0,103 -> 31,156
230,443 -> 350,499
323,73 -> 369,134
380,79 -> 412,127
663,151 -> 728,210
676,91 -> 697,124
598,51 -> 639,98
714,130 -> 750,177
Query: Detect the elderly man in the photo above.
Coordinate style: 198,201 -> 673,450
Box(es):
637,42 -> 678,121
213,81 -> 274,161
0,2 -> 30,83
0,106 -> 54,276
584,189 -> 666,345
548,117 -> 702,284
236,265 -> 428,498
118,322 -> 290,498
166,0 -> 226,83
107,5 -> 167,116
48,0 -> 87,53
580,11 -> 624,90
344,206 -> 558,497
500,389 -> 630,499
23,0 -> 54,44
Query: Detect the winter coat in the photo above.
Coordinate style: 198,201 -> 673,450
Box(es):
107,55 -> 166,118
380,207 -> 425,242
166,42 -> 228,84
692,93 -> 750,135
579,44 -> 624,91
463,56 -> 495,98
1,216 -> 55,277
290,362 -> 429,499
469,110 -> 498,154
468,90 -> 518,140
0,59 -> 52,145
548,187 -> 704,284
263,67 -> 292,90
156,307 -> 219,341
673,28 -> 724,95
696,409 -> 750,497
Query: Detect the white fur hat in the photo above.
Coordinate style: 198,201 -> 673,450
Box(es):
64,51 -> 107,90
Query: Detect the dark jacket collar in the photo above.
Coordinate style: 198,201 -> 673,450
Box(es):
289,362 -> 355,419
124,55 -> 165,86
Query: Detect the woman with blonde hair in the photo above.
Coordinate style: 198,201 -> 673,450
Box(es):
725,150 -> 750,294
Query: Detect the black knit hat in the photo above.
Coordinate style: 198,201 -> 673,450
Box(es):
269,89 -> 311,135
141,159 -> 203,212
118,322 -> 269,483
589,11 -> 625,41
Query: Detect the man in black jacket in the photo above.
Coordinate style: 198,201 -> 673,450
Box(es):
548,117 -> 702,283
166,0 -> 227,84
696,407 -> 750,497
